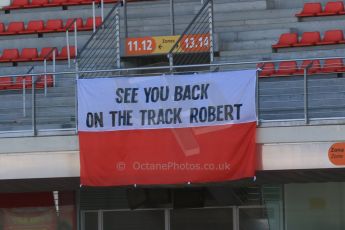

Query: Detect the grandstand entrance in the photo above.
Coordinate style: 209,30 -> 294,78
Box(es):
82,206 -> 269,230
80,186 -> 271,230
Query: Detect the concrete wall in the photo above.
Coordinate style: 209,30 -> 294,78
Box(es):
0,0 -> 10,9
272,0 -> 331,9
285,183 -> 345,230
1,124 -> 345,180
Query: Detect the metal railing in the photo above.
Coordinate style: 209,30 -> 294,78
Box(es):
77,1 -> 121,78
1,57 -> 345,137
167,0 -> 214,70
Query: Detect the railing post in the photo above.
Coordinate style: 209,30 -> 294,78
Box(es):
53,49 -> 56,87
44,59 -> 47,96
32,75 -> 37,136
304,68 -> 308,124
74,20 -> 78,57
101,0 -> 104,23
23,77 -> 26,117
75,60 -> 79,134
66,30 -> 71,68
115,7 -> 121,68
256,69 -> 260,125
168,53 -> 174,73
92,1 -> 96,33
170,0 -> 175,35
123,0 -> 128,38
208,0 -> 214,63
164,209 -> 171,230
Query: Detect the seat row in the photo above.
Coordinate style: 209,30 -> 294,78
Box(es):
3,0 -> 116,10
296,1 -> 345,18
0,46 -> 75,63
272,30 -> 345,50
0,17 -> 102,36
258,59 -> 345,77
0,75 -> 53,90
3,0 -> 146,10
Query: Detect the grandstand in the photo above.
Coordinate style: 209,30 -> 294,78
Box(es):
1,0 -> 345,229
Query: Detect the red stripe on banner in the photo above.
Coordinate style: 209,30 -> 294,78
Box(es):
79,122 -> 256,186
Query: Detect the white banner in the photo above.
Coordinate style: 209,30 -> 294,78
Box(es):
78,70 -> 257,131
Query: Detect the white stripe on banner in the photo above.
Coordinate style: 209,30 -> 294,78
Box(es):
78,70 -> 257,132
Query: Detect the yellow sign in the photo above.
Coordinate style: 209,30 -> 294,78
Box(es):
152,35 -> 180,54
125,34 -> 210,56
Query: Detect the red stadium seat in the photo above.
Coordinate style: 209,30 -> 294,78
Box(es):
257,62 -> 276,77
321,58 -> 344,73
36,75 -> 54,88
0,49 -> 20,62
62,18 -> 84,31
56,46 -> 76,60
293,31 -> 321,47
24,0 -> 49,8
80,17 -> 102,31
16,48 -> 39,62
317,1 -> 345,16
82,0 -> 116,3
44,0 -> 68,6
272,33 -> 298,49
10,76 -> 32,90
0,77 -> 12,90
41,19 -> 64,33
64,0 -> 85,6
0,23 -> 5,34
33,47 -> 58,61
296,60 -> 322,75
19,20 -> 45,34
275,61 -> 298,76
4,22 -> 25,34
295,3 -> 322,17
3,0 -> 29,9
316,30 -> 345,45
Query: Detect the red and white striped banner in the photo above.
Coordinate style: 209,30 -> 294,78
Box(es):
78,70 -> 257,186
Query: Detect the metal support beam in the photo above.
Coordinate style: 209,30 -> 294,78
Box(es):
208,0 -> 214,63
44,59 -> 47,96
74,21 -> 78,57
115,8 -> 121,68
101,0 -> 104,23
303,68 -> 308,124
97,210 -> 103,230
164,209 -> 171,230
256,69 -> 260,125
22,78 -> 26,117
170,0 -> 175,35
66,30 -> 71,68
92,2 -> 96,33
123,0 -> 128,38
31,75 -> 37,136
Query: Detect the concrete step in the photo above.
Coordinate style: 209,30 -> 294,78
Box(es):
221,39 -> 276,51
214,0 -> 267,13
219,28 -> 291,42
0,8 -> 109,24
215,17 -> 297,28
214,16 -> 345,35
271,48 -> 345,60
0,35 -> 90,50
214,9 -> 296,21
219,48 -> 273,58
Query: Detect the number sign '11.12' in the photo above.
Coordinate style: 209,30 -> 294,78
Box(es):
125,34 -> 210,56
